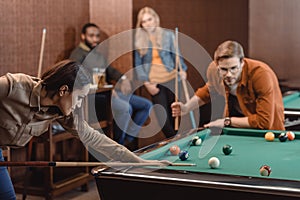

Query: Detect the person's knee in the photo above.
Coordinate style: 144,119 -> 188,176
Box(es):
145,100 -> 152,110
139,98 -> 152,111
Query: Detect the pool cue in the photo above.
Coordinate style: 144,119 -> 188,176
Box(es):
22,27 -> 47,200
177,57 -> 197,129
174,27 -> 180,131
37,28 -> 46,78
0,161 -> 196,167
174,28 -> 197,129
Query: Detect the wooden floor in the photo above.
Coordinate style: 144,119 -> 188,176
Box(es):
16,180 -> 100,200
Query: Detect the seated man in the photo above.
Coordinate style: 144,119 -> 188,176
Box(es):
70,23 -> 152,150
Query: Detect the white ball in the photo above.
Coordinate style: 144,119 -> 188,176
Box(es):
193,136 -> 200,140
208,157 -> 220,169
195,138 -> 202,146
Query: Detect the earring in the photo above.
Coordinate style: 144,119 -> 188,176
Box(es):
59,90 -> 65,96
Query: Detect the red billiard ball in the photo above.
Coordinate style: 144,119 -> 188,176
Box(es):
278,132 -> 288,142
178,150 -> 189,161
286,131 -> 295,141
169,145 -> 180,155
259,165 -> 272,176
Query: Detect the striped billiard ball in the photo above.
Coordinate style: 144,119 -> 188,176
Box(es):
286,131 -> 295,141
191,136 -> 202,146
260,165 -> 272,176
178,150 -> 189,161
169,145 -> 180,155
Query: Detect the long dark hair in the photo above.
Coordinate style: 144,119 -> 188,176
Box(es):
41,60 -> 92,97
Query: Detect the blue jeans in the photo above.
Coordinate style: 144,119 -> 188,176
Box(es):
0,149 -> 16,200
112,92 -> 152,144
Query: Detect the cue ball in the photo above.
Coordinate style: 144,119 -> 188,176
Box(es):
286,131 -> 295,141
222,144 -> 233,155
278,132 -> 288,142
178,150 -> 189,161
208,157 -> 220,169
264,132 -> 275,141
259,165 -> 272,176
169,145 -> 180,155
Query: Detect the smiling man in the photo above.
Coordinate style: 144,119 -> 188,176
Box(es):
171,40 -> 285,130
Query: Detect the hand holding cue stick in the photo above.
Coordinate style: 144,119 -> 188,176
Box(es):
174,27 -> 179,131
0,161 -> 196,167
37,28 -> 46,78
174,28 -> 197,129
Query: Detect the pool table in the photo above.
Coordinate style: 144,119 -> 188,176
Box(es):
283,91 -> 300,115
92,128 -> 300,200
283,91 -> 300,129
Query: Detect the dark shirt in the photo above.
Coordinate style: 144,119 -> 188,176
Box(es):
228,93 -> 244,117
69,42 -> 123,84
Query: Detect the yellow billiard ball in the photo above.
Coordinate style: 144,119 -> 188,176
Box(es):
264,132 -> 275,142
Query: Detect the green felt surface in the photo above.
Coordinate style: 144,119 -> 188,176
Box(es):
283,91 -> 300,110
141,128 -> 300,181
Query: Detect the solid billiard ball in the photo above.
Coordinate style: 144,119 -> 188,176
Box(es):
169,145 -> 180,155
259,165 -> 272,176
222,144 -> 233,155
286,131 -> 295,141
208,157 -> 220,169
178,150 -> 189,161
264,132 -> 275,141
191,136 -> 202,146
278,132 -> 288,142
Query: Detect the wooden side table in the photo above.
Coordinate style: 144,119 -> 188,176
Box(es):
13,123 -> 91,200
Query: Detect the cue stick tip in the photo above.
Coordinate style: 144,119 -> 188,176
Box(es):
170,163 -> 196,166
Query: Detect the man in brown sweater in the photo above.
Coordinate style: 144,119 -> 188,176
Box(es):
171,40 -> 285,131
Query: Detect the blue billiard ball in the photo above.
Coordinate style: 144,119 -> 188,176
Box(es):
179,150 -> 189,161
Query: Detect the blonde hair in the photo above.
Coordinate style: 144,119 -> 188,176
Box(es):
135,7 -> 163,56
